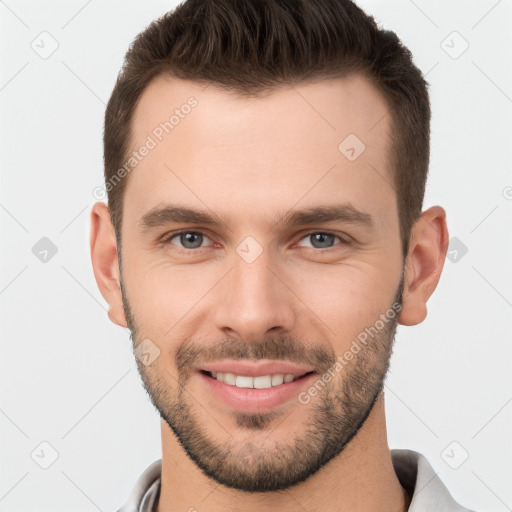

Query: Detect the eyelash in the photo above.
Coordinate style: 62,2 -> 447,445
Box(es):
160,230 -> 350,252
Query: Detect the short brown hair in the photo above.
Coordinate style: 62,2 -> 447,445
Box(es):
104,0 -> 431,257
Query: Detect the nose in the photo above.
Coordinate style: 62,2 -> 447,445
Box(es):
212,248 -> 297,343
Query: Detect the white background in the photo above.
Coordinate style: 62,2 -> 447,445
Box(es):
0,0 -> 511,510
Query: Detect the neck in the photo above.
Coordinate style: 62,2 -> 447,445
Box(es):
157,394 -> 410,512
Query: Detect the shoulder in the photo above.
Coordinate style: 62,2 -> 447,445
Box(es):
391,449 -> 478,512
115,459 -> 162,512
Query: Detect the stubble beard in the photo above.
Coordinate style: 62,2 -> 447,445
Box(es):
121,274 -> 403,492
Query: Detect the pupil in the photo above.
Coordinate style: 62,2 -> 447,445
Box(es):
182,232 -> 202,248
311,233 -> 333,248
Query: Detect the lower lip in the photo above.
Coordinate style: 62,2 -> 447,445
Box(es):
198,371 -> 317,413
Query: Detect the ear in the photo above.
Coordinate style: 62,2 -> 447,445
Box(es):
90,202 -> 128,328
398,206 -> 449,326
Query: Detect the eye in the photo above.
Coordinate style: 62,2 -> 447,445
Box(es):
164,230 -> 213,250
296,232 -> 345,249
161,230 -> 348,252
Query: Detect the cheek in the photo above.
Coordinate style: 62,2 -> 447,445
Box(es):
121,252 -> 178,325
123,254 -> 222,336
290,263 -> 399,344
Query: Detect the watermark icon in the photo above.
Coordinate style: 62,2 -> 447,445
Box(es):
237,441 -> 263,465
31,441 -> 59,469
446,236 -> 468,263
134,338 -> 161,366
93,97 -> 198,200
298,302 -> 402,404
31,31 -> 59,59
503,186 -> 512,200
338,134 -> 366,162
441,441 -> 469,469
32,237 -> 58,263
441,31 -> 469,60
236,236 -> 264,264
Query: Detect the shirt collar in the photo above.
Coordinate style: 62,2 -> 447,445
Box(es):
118,449 -> 474,512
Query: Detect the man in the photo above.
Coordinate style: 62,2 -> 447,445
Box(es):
90,0 -> 476,511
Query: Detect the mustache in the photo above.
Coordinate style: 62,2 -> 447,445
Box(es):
175,335 -> 336,375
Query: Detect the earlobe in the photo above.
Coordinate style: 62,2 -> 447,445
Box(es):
90,202 -> 128,328
398,206 -> 449,326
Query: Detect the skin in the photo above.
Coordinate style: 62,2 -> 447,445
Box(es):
90,74 -> 449,512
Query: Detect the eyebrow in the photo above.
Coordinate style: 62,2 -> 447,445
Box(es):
138,203 -> 374,232
273,204 -> 374,231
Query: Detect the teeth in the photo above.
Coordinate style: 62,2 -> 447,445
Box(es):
253,375 -> 271,389
271,374 -> 284,386
223,372 -> 236,385
210,372 -> 303,389
236,375 -> 253,388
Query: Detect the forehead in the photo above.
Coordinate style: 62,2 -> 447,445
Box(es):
125,74 -> 394,229
131,74 -> 390,152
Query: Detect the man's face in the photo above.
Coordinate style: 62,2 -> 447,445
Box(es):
119,75 -> 404,491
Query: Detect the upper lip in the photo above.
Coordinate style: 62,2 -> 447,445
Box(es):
197,360 -> 316,378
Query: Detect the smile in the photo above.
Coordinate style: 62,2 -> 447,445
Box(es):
198,368 -> 317,413
205,370 -> 312,389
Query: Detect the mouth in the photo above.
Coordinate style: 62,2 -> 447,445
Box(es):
197,366 -> 318,414
200,369 -> 315,389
